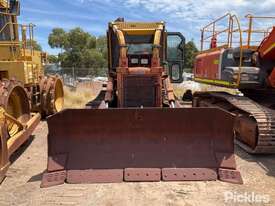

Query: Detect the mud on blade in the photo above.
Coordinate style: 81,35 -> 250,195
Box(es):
41,108 -> 242,187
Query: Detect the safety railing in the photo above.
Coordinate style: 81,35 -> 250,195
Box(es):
200,13 -> 232,51
200,13 -> 244,51
200,14 -> 275,51
200,13 -> 243,87
244,14 -> 275,48
0,20 -> 36,60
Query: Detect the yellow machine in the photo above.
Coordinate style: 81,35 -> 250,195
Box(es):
0,0 -> 64,183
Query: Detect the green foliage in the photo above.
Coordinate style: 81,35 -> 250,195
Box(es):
184,40 -> 199,71
48,27 -> 107,77
27,39 -> 42,51
96,35 -> 108,60
48,28 -> 67,49
48,55 -> 59,64
65,28 -> 96,51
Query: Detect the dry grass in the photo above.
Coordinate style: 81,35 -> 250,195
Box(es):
64,81 -> 103,109
64,80 -> 240,108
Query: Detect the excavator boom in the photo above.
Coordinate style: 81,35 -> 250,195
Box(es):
258,27 -> 275,60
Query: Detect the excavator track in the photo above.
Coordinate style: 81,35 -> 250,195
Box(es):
193,92 -> 275,154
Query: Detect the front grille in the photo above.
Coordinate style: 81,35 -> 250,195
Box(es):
123,75 -> 158,107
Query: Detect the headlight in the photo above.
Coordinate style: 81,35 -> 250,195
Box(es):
233,74 -> 239,80
241,74 -> 249,81
131,58 -> 139,64
241,74 -> 249,77
141,59 -> 148,64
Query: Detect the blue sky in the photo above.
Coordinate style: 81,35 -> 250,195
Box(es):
19,0 -> 275,54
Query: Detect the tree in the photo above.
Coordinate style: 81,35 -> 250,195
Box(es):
65,27 -> 96,51
48,28 -> 67,51
48,27 -> 108,76
27,39 -> 42,51
96,35 -> 108,60
184,40 -> 199,71
48,55 -> 59,64
82,49 -> 107,76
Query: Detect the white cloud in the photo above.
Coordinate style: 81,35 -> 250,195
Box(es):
25,0 -> 275,52
120,0 -> 275,43
78,0 -> 275,30
123,0 -> 275,20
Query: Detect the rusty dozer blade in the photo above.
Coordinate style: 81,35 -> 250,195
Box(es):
41,108 -> 242,188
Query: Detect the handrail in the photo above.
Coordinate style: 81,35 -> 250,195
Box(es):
231,14 -> 243,88
245,14 -> 275,19
0,22 -> 16,35
245,14 -> 275,47
0,10 -> 17,16
200,13 -> 232,51
202,13 -> 232,31
0,21 -> 36,59
200,14 -> 275,51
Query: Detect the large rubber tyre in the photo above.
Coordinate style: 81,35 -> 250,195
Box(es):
0,80 -> 30,183
40,76 -> 64,117
0,80 -> 30,136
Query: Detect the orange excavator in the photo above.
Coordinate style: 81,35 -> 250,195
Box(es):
193,13 -> 275,154
41,19 -> 243,187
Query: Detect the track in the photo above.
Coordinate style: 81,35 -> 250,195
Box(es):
193,92 -> 275,154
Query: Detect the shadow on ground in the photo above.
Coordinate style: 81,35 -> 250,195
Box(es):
235,145 -> 275,177
28,172 -> 44,183
9,135 -> 35,164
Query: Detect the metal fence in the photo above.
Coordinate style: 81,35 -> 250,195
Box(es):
44,65 -> 107,88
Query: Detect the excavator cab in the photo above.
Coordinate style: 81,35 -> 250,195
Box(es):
41,19 -> 242,188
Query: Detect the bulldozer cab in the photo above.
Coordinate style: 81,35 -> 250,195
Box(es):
107,20 -> 185,83
0,0 -> 19,42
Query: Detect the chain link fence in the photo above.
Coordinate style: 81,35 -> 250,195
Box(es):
45,64 -> 107,88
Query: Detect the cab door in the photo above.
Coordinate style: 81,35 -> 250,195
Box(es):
166,32 -> 185,83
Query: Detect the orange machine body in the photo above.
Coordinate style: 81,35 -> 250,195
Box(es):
195,50 -> 222,81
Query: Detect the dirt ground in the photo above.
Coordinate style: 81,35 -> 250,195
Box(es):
0,121 -> 275,206
1,82 -> 275,206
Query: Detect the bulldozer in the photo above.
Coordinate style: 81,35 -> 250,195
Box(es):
193,13 -> 275,154
0,0 -> 64,183
41,19 -> 243,188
